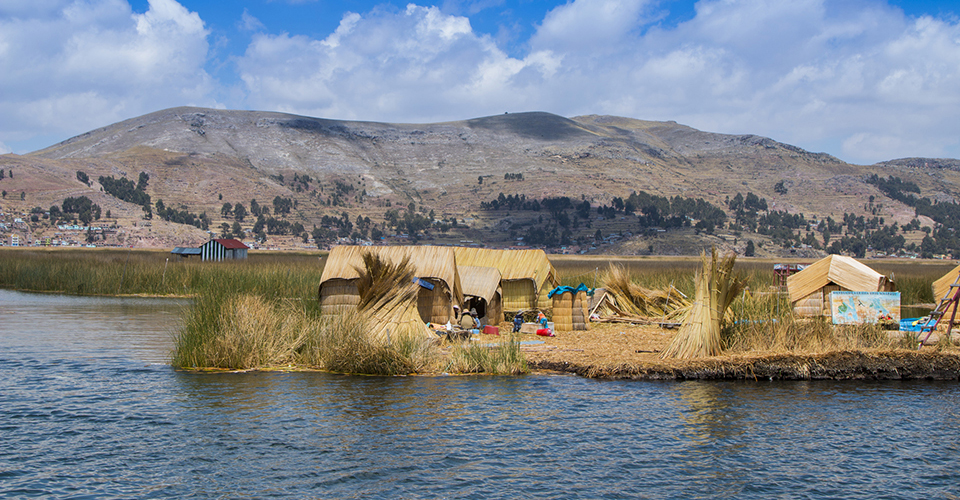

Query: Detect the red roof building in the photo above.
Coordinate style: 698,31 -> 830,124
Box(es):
200,238 -> 249,261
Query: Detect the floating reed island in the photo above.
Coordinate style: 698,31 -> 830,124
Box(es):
2,246 -> 959,379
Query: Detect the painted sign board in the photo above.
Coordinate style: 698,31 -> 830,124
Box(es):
829,291 -> 900,324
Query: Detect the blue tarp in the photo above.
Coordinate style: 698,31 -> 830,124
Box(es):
547,283 -> 593,298
900,317 -> 926,332
412,277 -> 435,290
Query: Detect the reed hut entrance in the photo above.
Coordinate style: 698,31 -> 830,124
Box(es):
415,277 -> 455,324
454,248 -> 558,318
319,278 -> 360,315
458,265 -> 502,327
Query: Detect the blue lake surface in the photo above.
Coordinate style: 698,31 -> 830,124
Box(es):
1,289 -> 959,499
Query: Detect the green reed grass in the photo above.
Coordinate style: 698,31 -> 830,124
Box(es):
0,248 -> 325,301
297,313 -> 437,375
446,334 -> 529,375
722,290 -> 900,354
172,293 -> 318,369
172,290 -> 437,374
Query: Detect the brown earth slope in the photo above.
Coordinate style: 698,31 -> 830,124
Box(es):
1,107 -> 957,251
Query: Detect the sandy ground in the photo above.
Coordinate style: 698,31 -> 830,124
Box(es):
498,321 -> 672,365
475,321 -> 960,380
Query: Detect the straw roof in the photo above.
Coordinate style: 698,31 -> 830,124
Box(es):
453,248 -> 558,292
458,266 -> 502,302
786,255 -> 887,303
321,245 -> 464,304
933,263 -> 960,302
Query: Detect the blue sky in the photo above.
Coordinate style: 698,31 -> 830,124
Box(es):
1,0 -> 958,164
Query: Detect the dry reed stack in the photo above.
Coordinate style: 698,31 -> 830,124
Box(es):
661,248 -> 746,359
599,264 -> 690,322
353,252 -> 428,343
551,288 -> 590,331
786,255 -> 894,317
319,279 -> 360,314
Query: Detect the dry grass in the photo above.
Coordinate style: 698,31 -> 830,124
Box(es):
204,295 -> 311,368
445,334 -> 529,375
173,292 -> 322,370
601,263 -> 689,319
298,313 -> 437,375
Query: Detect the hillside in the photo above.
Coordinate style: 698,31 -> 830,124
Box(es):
1,106 -> 959,257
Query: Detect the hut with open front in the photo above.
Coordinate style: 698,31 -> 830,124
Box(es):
458,265 -> 502,327
786,255 -> 895,317
454,248 -> 558,316
319,245 -> 464,324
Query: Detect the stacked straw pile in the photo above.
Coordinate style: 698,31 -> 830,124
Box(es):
661,248 -> 746,359
552,290 -> 590,331
353,252 -> 429,342
573,291 -> 588,330
600,264 -> 689,321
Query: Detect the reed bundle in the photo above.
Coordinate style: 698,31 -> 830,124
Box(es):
353,252 -> 427,343
551,290 -> 590,331
601,264 -> 690,320
661,248 -> 746,359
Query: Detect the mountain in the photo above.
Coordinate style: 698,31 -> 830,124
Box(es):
2,106 -> 958,256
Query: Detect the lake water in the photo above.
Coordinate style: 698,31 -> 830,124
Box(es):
1,289 -> 959,499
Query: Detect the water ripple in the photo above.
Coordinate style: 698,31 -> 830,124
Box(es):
2,290 -> 960,498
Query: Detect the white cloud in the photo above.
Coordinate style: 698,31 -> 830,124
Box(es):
0,0 -> 214,152
237,5 -> 554,121
231,0 -> 958,162
0,140 -> 11,154
2,0 -> 958,163
240,8 -> 264,32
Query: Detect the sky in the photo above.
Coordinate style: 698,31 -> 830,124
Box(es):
0,0 -> 958,164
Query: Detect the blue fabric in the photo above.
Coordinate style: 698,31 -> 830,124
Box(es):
547,283 -> 592,298
900,317 -> 926,332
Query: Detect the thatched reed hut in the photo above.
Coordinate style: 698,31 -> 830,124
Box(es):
458,265 -> 502,327
319,246 -> 464,324
551,287 -> 590,331
454,248 -> 558,315
786,255 -> 894,317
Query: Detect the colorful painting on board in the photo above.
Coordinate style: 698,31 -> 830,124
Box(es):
829,291 -> 901,324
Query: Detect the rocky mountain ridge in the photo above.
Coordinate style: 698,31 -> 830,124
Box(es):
1,107 -> 958,256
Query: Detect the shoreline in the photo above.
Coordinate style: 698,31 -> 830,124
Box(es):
527,350 -> 960,380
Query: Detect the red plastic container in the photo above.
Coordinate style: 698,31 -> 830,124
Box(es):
483,325 -> 500,336
536,328 -> 554,337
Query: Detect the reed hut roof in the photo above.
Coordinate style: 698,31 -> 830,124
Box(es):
932,263 -> 960,302
321,245 -> 463,303
786,255 -> 887,303
453,248 -> 558,292
458,266 -> 502,302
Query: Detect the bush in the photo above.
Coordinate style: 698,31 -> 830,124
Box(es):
446,334 -> 528,375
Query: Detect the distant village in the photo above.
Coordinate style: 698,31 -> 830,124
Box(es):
0,202 -> 640,256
